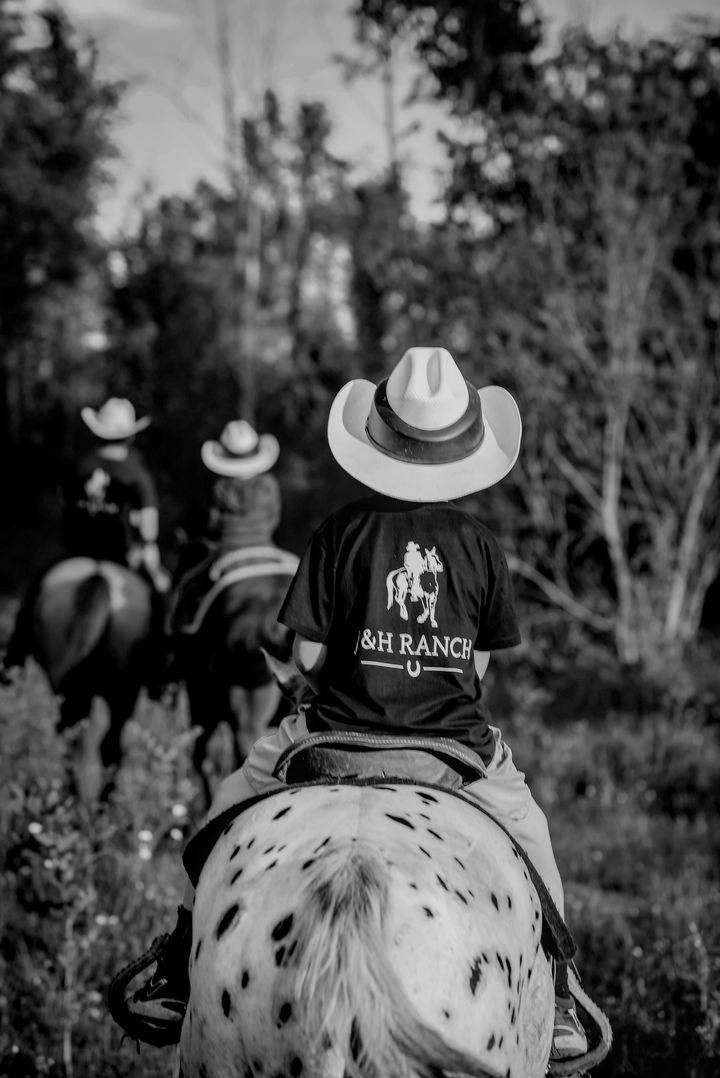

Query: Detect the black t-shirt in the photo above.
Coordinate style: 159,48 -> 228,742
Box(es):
61,448 -> 157,564
279,495 -> 521,759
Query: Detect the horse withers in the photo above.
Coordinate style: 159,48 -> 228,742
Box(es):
28,557 -> 155,803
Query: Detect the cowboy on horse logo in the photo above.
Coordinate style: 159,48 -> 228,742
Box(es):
386,541 -> 444,629
83,468 -> 112,515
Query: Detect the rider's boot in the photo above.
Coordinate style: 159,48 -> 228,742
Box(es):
108,905 -> 192,1046
551,961 -> 588,1060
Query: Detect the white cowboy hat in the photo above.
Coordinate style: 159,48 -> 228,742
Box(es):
327,346 -> 521,501
201,420 -> 280,478
81,398 -> 151,440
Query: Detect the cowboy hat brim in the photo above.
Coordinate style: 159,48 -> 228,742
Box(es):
327,379 -> 521,501
201,433 -> 280,478
80,407 -> 151,439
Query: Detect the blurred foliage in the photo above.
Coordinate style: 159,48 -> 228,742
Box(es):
0,0 -> 122,444
0,671 -> 195,1078
348,0 -> 544,115
1,662 -> 720,1075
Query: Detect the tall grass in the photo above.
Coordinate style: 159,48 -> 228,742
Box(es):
1,663 -> 719,1076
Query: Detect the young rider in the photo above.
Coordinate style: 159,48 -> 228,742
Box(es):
166,419 -> 282,637
1,398 -> 169,680
110,348 -> 588,1062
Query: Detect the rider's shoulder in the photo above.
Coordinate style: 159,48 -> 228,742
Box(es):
307,496 -> 390,545
445,502 -> 508,551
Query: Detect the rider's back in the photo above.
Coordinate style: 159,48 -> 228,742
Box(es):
279,494 -> 520,761
61,447 -> 156,565
207,473 -> 281,553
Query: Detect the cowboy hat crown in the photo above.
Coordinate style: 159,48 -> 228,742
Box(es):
327,346 -> 521,501
201,419 -> 280,478
81,398 -> 151,439
386,346 -> 469,430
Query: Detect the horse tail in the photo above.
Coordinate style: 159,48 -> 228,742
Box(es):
291,842 -> 500,1078
63,572 -> 112,675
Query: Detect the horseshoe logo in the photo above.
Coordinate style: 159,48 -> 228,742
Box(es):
406,660 -> 421,678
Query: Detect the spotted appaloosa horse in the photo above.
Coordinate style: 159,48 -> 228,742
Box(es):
31,557 -> 154,803
180,784 -> 553,1078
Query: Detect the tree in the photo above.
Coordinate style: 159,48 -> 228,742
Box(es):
105,120 -> 358,537
348,0 -> 543,117
348,5 -> 720,678
509,30 -> 720,678
0,0 -> 123,444
465,27 -> 720,678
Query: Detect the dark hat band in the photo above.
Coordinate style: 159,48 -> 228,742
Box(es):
365,380 -> 485,464
218,444 -> 261,460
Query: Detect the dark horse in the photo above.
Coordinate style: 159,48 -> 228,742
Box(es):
178,549 -> 299,806
28,557 -> 154,803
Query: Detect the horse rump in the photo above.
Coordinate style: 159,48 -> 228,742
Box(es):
291,842 -> 502,1078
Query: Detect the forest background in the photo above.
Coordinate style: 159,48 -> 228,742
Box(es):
1,1 -> 720,1075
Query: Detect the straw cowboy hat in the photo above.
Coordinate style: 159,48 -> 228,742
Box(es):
327,346 -> 521,501
201,420 -> 280,478
81,398 -> 151,440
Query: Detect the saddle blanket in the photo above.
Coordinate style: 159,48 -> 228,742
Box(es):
177,546 -> 299,635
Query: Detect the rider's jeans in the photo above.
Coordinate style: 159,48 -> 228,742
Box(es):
204,711 -> 565,918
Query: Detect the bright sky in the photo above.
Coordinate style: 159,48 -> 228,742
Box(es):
46,0 -> 720,235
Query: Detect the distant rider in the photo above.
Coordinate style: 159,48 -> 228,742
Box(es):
1,398 -> 169,682
164,419 -> 282,643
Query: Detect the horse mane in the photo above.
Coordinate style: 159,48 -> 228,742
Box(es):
289,841 -> 503,1078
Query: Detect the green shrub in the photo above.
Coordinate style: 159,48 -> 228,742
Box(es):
2,660 -> 719,1076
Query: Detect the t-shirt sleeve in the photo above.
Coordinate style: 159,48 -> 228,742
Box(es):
474,538 -> 522,651
278,520 -> 336,643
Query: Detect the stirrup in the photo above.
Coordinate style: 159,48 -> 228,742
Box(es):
108,934 -> 182,1048
547,967 -> 612,1076
551,1002 -> 587,1060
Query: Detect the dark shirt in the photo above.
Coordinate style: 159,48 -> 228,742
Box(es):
61,448 -> 157,564
279,495 -> 521,759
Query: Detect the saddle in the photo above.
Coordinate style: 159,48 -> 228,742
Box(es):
272,730 -> 488,787
274,731 -> 574,963
184,730 -> 574,965
173,545 -> 299,635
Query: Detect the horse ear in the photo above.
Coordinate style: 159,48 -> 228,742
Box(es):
261,648 -> 310,706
